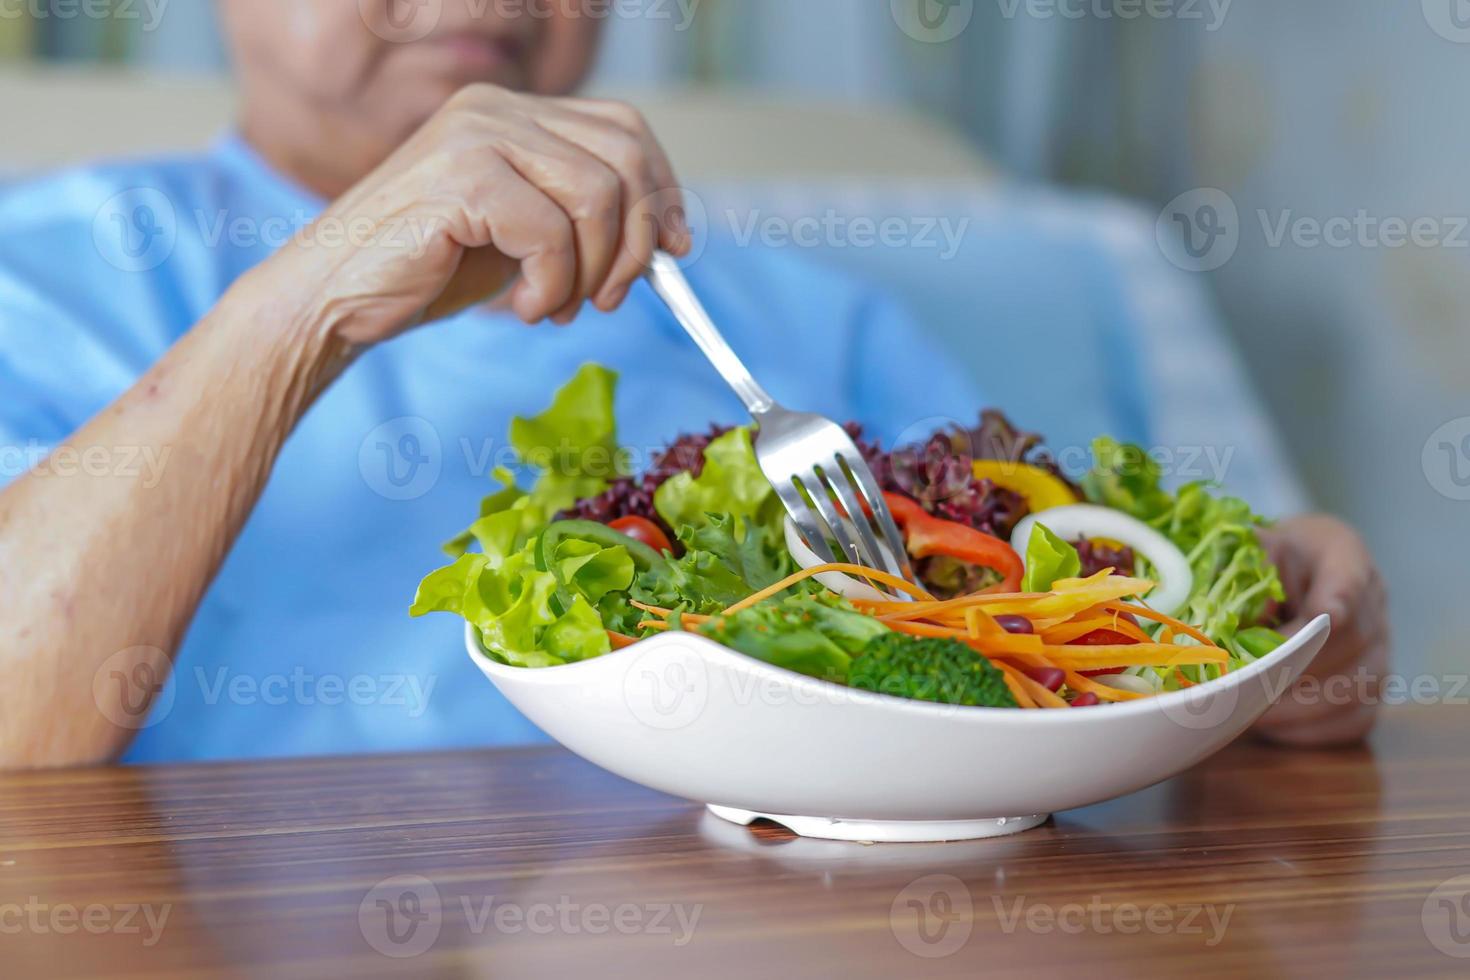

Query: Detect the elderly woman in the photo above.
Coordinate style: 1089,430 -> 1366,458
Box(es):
0,1 -> 1386,767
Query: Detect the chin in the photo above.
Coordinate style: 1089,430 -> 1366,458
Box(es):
380,78 -> 487,138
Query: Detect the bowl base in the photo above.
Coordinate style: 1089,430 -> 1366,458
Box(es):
706,805 -> 1049,842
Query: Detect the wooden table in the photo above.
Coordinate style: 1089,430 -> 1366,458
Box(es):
2,707 -> 1466,979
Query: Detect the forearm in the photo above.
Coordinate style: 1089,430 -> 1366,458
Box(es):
0,264 -> 351,767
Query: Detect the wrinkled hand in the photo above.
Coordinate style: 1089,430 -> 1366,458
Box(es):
1252,515 -> 1389,747
260,84 -> 691,344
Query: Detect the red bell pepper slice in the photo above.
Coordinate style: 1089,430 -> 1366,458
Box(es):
884,492 -> 1024,593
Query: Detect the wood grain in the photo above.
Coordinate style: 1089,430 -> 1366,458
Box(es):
1,706 -> 1466,979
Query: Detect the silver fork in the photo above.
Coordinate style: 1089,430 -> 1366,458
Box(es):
647,251 -> 915,586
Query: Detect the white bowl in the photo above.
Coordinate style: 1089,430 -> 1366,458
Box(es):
465,615 -> 1330,842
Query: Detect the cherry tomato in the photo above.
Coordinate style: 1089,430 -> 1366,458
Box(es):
608,516 -> 674,555
1070,692 -> 1101,707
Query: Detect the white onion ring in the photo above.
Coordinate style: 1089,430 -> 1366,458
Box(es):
1009,504 -> 1192,615
1094,673 -> 1160,696
783,517 -> 902,601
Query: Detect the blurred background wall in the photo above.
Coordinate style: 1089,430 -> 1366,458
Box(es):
3,0 -> 1464,678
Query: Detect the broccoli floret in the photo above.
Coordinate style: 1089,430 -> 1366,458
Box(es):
848,634 -> 1018,708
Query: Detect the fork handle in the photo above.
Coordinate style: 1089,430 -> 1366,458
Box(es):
647,252 -> 776,416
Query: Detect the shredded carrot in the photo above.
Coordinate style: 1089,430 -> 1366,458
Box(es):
885,577 -> 1152,625
637,613 -> 711,632
965,607 -> 983,639
852,592 -> 1049,622
964,606 -> 1007,639
996,664 -> 1038,708
1033,644 -> 1226,669
1062,670 -> 1147,702
720,563 -> 934,616
623,553 -> 1230,709
1042,615 -> 1151,646
876,619 -> 1048,655
874,620 -> 966,638
608,631 -> 639,649
1102,603 -> 1217,647
1002,665 -> 1070,709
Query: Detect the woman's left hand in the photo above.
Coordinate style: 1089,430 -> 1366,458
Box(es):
1252,515 -> 1390,747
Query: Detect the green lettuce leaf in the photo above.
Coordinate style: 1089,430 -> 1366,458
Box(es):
509,361 -> 622,503
1082,437 -> 1286,672
1082,438 -> 1173,522
444,364 -> 623,557
632,514 -> 806,615
1021,523 -> 1082,593
654,427 -> 780,538
413,526 -> 636,668
549,535 -> 636,606
697,595 -> 890,682
411,554 -> 490,617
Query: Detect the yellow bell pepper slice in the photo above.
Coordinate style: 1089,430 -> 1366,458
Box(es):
972,461 -> 1078,513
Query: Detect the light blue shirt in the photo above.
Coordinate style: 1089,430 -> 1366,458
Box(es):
0,138 -> 988,762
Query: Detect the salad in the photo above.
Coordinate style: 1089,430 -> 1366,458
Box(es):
412,365 -> 1288,710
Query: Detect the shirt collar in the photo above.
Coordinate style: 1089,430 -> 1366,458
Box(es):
211,132 -> 327,218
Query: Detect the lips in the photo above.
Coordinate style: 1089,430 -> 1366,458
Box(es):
430,31 -> 524,73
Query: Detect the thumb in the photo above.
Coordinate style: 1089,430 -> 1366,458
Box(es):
423,246 -> 521,324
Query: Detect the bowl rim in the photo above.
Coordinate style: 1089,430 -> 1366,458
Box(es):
463,613 -> 1329,727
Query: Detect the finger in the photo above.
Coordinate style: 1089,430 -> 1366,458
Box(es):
543,109 -> 662,310
448,149 -> 578,323
537,107 -> 683,310
559,97 -> 691,268
1253,649 -> 1370,729
564,99 -> 683,215
1270,516 -> 1372,609
1260,530 -> 1313,618
535,110 -> 662,310
423,246 -> 520,323
487,125 -> 624,323
1253,699 -> 1377,748
1295,558 -> 1371,647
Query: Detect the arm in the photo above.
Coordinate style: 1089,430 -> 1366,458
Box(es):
0,273 -> 347,765
0,85 -> 688,768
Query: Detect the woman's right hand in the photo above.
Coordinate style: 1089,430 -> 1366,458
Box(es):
259,84 -> 692,346
0,87 -> 690,769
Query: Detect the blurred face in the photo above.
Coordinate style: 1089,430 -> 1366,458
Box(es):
220,0 -> 602,162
